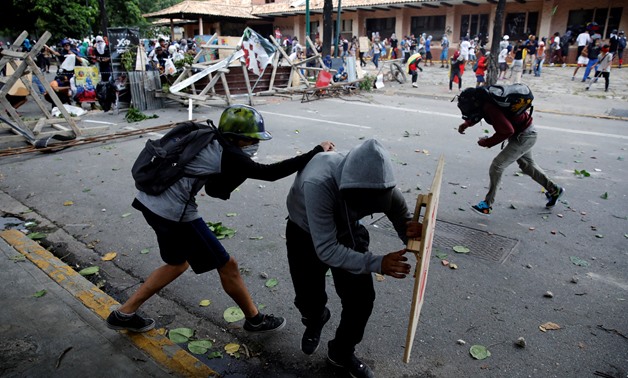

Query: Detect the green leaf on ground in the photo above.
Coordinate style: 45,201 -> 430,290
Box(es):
223,307 -> 245,323
199,299 -> 211,307
33,289 -> 47,298
574,169 -> 591,177
570,256 -> 590,267
188,340 -> 213,354
226,213 -> 237,217
469,345 -> 491,360
78,266 -> 99,276
435,252 -> 448,260
140,248 -> 150,254
169,328 -> 194,343
600,192 -> 608,200
207,351 -> 223,359
453,246 -> 470,254
265,278 -> 279,288
27,232 -> 47,240
121,213 -> 132,218
206,221 -> 236,239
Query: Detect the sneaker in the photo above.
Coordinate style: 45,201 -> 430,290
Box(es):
243,313 -> 286,333
412,82 -> 418,88
571,76 -> 574,81
471,200 -> 492,216
545,187 -> 565,208
106,310 -> 155,332
301,307 -> 331,355
328,345 -> 374,378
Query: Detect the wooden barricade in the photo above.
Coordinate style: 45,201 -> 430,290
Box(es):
403,155 -> 445,363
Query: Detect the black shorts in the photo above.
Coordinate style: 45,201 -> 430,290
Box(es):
425,51 -> 433,60
132,199 -> 230,274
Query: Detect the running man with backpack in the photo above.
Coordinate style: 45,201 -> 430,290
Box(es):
455,85 -> 564,215
106,105 -> 334,333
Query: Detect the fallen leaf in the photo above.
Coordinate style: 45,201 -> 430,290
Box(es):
374,273 -> 385,282
469,345 -> 491,360
207,351 -> 223,359
570,256 -> 590,267
265,278 -> 278,288
101,252 -> 117,261
223,307 -> 245,323
224,343 -> 240,356
226,213 -> 238,217
249,236 -> 264,240
539,322 -> 561,332
169,328 -> 194,343
78,266 -> 99,276
27,232 -> 46,240
435,252 -> 448,260
63,201 -> 74,206
33,289 -> 47,298
199,299 -> 211,307
600,192 -> 608,200
453,245 -> 470,254
449,263 -> 458,270
140,248 -> 150,254
121,213 -> 132,218
188,340 -> 213,354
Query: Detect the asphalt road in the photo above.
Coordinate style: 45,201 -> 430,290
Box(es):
1,93 -> 627,378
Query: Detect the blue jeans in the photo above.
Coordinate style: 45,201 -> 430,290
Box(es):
372,53 -> 380,68
582,58 -> 598,80
533,57 -> 544,76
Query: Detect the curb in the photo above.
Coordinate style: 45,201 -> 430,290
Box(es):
0,229 -> 218,378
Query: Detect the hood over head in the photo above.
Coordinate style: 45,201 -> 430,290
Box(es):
339,139 -> 396,191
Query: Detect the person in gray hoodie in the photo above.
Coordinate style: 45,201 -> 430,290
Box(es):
285,139 -> 420,378
106,105 -> 334,334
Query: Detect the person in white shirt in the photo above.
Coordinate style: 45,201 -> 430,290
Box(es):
586,44 -> 612,92
460,37 -> 471,63
576,31 -> 591,57
498,47 -> 509,80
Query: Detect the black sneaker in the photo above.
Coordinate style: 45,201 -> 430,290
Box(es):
243,313 -> 286,333
328,346 -> 374,378
301,307 -> 331,355
106,310 -> 155,333
546,187 -> 565,208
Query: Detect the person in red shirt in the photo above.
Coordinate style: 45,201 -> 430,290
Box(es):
474,48 -> 488,87
456,87 -> 564,215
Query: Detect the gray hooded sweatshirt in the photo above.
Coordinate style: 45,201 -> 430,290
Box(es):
286,139 -> 411,275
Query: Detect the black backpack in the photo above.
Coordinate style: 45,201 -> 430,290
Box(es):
484,84 -> 534,117
131,120 -> 218,195
457,84 -> 534,123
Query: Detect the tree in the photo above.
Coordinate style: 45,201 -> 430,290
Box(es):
322,0 -> 332,56
486,0 -> 506,85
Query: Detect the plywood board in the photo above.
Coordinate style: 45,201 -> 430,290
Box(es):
403,155 -> 445,363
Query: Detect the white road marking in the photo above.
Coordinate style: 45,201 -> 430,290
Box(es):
327,99 -> 628,140
260,111 -> 372,129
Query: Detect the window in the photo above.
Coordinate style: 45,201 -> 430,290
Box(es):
459,14 -> 489,40
410,16 -> 446,39
567,7 -> 623,38
265,0 -> 274,3
504,12 -> 539,41
365,17 -> 396,40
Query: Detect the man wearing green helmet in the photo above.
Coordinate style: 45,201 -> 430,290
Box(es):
107,104 -> 334,335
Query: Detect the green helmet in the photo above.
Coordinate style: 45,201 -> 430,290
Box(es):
218,105 -> 272,140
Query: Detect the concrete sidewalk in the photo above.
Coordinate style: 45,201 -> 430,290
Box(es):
0,228 -> 216,378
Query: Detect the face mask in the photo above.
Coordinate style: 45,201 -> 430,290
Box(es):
241,143 -> 259,157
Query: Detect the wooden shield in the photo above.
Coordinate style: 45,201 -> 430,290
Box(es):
403,155 -> 445,363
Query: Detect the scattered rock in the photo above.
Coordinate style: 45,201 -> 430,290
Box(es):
571,276 -> 579,284
457,339 -> 466,345
260,272 -> 268,279
544,291 -> 554,298
515,337 -> 526,348
526,264 -> 533,269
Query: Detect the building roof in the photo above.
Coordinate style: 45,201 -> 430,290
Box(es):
143,0 -> 258,20
253,0 -> 457,16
